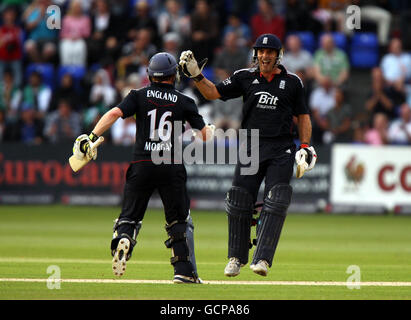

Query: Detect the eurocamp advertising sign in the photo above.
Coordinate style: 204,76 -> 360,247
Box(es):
331,144 -> 411,210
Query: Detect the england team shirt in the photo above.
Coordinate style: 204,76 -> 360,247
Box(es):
117,82 -> 205,160
215,65 -> 309,139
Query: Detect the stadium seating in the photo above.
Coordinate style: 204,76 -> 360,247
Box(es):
25,63 -> 55,89
291,31 -> 316,53
57,65 -> 86,91
350,32 -> 379,68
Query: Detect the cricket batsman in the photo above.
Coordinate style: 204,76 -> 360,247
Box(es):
71,52 -> 215,284
179,34 -> 317,277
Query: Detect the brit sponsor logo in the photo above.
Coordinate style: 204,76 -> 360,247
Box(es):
255,91 -> 279,110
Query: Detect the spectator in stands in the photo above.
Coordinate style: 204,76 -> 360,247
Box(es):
323,87 -> 352,143
387,103 -> 411,144
313,33 -> 350,87
365,67 -> 396,120
162,32 -> 182,59
213,32 -> 249,81
0,6 -> 23,87
211,31 -> 249,132
83,68 -> 117,130
126,0 -> 158,46
91,0 -> 120,37
88,0 -> 123,66
352,123 -> 367,144
251,0 -> 285,42
230,0 -> 255,21
50,73 -> 83,112
223,13 -> 252,47
364,112 -> 388,145
23,0 -> 58,63
108,0 -> 129,19
380,38 -> 411,98
117,28 -> 156,78
158,0 -> 190,39
59,0 -> 91,66
309,77 -> 336,144
44,99 -> 81,143
190,0 -> 219,63
11,105 -> 44,144
121,73 -> 142,98
282,34 -> 314,77
0,109 -> 7,141
0,0 -> 30,13
312,0 -> 348,32
285,0 -> 323,34
89,68 -> 116,109
111,116 -> 136,146
0,69 -> 21,122
21,70 -> 52,120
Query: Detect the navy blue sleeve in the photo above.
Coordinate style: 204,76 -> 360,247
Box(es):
117,90 -> 139,119
215,72 -> 244,101
184,97 -> 206,130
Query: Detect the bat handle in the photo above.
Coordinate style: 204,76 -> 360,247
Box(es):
90,136 -> 104,150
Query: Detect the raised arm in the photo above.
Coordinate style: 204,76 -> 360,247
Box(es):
179,50 -> 221,100
193,77 -> 221,100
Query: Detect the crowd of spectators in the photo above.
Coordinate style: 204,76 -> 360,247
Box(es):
1,0 -> 411,146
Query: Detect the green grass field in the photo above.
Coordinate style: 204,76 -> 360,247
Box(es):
0,205 -> 410,300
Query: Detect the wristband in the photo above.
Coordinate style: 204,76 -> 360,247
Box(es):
89,132 -> 99,143
300,143 -> 309,149
193,73 -> 204,82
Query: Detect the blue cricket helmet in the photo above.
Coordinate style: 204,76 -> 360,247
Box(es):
252,34 -> 284,66
147,52 -> 178,77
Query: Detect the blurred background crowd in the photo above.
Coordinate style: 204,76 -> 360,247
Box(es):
1,0 -> 411,146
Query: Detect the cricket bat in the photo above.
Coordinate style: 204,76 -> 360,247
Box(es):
296,153 -> 308,179
69,136 -> 104,172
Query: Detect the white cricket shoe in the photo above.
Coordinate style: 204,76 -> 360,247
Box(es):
250,260 -> 269,276
224,257 -> 242,277
112,238 -> 130,277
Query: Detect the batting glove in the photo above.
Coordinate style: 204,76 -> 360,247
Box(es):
179,50 -> 208,80
295,144 -> 317,171
73,132 -> 100,161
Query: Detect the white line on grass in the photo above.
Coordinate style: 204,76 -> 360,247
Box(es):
0,257 -> 167,265
0,278 -> 411,287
